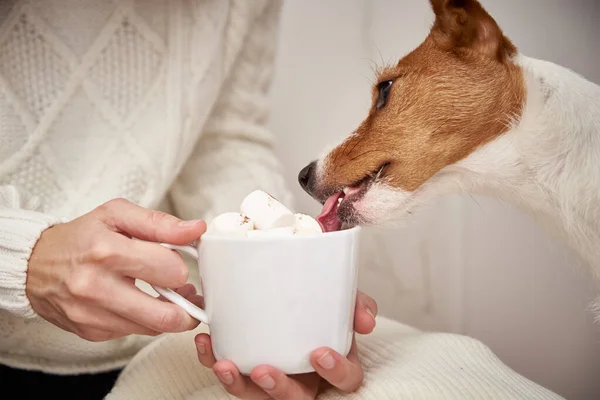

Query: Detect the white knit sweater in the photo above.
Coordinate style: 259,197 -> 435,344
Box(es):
0,0 -> 292,374
106,317 -> 565,400
0,2 -> 568,398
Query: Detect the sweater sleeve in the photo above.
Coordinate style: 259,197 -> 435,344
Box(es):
168,0 -> 294,223
0,185 -> 63,318
106,317 -> 564,400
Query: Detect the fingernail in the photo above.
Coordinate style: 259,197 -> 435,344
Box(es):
317,352 -> 335,370
196,342 -> 206,355
179,219 -> 202,227
217,371 -> 234,385
365,306 -> 376,319
257,374 -> 275,390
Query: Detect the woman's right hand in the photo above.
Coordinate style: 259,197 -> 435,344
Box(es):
26,198 -> 206,341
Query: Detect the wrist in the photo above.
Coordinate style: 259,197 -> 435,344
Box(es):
0,208 -> 62,318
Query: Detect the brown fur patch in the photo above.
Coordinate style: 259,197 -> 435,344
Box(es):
318,0 -> 525,193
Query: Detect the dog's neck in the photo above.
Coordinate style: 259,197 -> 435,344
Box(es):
453,55 -> 600,281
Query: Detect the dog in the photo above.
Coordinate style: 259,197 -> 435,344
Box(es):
298,0 -> 600,300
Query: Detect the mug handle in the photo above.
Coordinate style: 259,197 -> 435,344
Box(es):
150,243 -> 209,325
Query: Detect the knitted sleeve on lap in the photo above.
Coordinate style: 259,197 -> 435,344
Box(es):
169,0 -> 294,223
0,185 -> 62,318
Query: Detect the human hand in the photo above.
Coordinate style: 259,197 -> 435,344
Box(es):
27,198 -> 206,341
195,291 -> 378,399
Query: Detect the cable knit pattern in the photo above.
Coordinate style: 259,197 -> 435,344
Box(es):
0,0 -> 292,374
0,1 -> 566,398
106,317 -> 564,400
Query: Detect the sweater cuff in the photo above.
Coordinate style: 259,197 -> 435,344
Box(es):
0,208 -> 63,318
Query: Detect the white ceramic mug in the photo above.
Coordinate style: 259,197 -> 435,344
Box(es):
151,226 -> 361,375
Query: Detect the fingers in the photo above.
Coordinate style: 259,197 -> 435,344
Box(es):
98,276 -> 200,333
310,338 -> 363,393
195,333 -> 217,368
357,291 -> 378,317
73,327 -> 127,342
158,283 -> 196,302
186,294 -> 205,308
98,233 -> 190,288
250,367 -> 320,400
65,302 -> 160,337
40,304 -> 129,342
213,360 -> 268,400
354,291 -> 378,335
196,334 -> 320,400
173,283 -> 196,299
99,198 -> 206,244
159,283 -> 205,309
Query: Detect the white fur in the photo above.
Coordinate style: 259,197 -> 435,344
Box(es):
320,54 -> 600,291
457,55 -> 600,283
352,183 -> 410,225
315,132 -> 358,182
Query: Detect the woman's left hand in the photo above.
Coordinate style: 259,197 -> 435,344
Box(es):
194,291 -> 378,399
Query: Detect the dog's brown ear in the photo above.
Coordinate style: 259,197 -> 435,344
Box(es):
429,0 -> 516,61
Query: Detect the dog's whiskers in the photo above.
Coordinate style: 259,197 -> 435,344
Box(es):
374,162 -> 389,182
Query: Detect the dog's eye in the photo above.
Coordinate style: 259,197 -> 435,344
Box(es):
375,80 -> 393,110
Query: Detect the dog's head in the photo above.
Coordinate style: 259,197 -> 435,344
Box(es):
299,0 -> 525,231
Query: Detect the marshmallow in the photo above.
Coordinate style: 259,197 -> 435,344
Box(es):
247,227 -> 295,238
206,212 -> 254,237
292,213 -> 322,235
205,190 -> 328,239
240,190 -> 295,230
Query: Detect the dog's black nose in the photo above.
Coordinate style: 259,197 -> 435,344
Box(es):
298,161 -> 316,194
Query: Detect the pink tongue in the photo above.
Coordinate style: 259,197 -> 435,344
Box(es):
316,192 -> 343,232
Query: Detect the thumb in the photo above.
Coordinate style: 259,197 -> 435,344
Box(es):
100,198 -> 206,244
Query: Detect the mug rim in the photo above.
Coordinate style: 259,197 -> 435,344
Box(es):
200,225 -> 361,243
